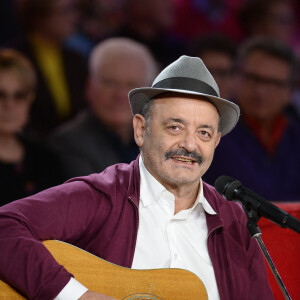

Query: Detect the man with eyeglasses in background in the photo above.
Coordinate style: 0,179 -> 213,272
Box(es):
204,37 -> 300,202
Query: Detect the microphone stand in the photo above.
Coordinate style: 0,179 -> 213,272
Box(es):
242,204 -> 292,300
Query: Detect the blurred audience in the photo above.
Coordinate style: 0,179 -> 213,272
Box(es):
239,0 -> 295,45
238,0 -> 300,120
1,0 -> 300,202
7,0 -> 87,141
0,49 -> 63,205
171,0 -> 244,42
204,37 -> 300,202
189,34 -> 237,99
65,0 -> 125,58
48,38 -> 157,179
0,0 -> 23,45
112,0 -> 184,68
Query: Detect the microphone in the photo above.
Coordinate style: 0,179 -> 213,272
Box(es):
214,175 -> 300,233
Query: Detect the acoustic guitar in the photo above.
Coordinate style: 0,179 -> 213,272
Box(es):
0,240 -> 208,299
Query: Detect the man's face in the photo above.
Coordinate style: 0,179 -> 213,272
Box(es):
235,50 -> 292,122
262,1 -> 294,44
39,0 -> 79,41
87,54 -> 149,130
133,96 -> 221,190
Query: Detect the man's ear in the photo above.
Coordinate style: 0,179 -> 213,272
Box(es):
133,114 -> 146,147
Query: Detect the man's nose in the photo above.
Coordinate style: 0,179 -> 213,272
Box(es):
178,131 -> 197,153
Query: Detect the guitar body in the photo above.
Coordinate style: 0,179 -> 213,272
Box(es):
0,240 -> 208,299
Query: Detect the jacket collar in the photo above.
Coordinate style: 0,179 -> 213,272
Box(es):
203,182 -> 224,233
127,155 -> 141,207
128,155 -> 223,232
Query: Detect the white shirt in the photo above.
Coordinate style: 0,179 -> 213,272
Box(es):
55,157 -> 220,299
132,156 -> 220,300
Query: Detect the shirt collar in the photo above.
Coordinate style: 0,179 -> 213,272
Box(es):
139,156 -> 216,216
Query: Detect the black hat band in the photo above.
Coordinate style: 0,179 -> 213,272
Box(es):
153,77 -> 218,97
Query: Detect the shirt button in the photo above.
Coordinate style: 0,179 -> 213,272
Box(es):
174,253 -> 178,260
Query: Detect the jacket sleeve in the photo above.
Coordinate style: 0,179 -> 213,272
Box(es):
0,180 -> 105,300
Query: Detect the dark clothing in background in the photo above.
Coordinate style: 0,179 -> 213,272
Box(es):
204,118 -> 300,201
0,0 -> 22,45
0,136 -> 63,205
48,110 -> 139,180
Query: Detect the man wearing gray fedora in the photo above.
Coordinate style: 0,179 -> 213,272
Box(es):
0,56 -> 273,299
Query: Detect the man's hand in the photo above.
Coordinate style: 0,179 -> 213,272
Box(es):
79,290 -> 117,299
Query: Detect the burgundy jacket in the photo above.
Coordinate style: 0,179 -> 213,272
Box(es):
0,157 -> 274,300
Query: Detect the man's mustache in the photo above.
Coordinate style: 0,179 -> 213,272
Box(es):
164,149 -> 204,165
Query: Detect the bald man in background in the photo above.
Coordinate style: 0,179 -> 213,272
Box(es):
49,38 -> 158,180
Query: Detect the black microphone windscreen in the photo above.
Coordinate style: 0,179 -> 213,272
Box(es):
214,175 -> 242,200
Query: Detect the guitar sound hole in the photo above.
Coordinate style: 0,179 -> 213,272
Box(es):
122,293 -> 164,300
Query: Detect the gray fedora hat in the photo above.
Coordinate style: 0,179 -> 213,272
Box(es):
129,55 -> 240,136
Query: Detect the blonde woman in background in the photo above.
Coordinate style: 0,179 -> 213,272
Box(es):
0,49 -> 63,205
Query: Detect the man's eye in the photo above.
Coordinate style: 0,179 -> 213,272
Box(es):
199,130 -> 212,139
168,125 -> 181,132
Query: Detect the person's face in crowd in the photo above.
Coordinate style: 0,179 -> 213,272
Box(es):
38,0 -> 79,42
81,0 -> 124,39
129,0 -> 174,30
145,0 -> 174,30
262,1 -> 294,44
87,54 -> 150,131
200,51 -> 234,100
133,96 -> 221,191
0,70 -> 33,135
235,50 -> 292,122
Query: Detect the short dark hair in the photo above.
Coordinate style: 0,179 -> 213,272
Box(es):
141,98 -> 155,127
236,37 -> 298,85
